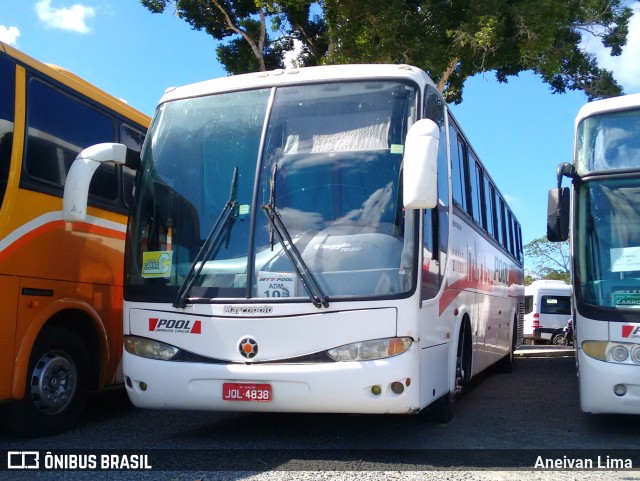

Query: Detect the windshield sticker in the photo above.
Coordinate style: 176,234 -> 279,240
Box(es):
257,272 -> 296,299
610,246 -> 640,272
612,293 -> 640,308
142,251 -> 173,278
390,144 -> 404,155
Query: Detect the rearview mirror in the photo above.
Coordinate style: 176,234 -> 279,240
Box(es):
403,119 -> 439,210
63,142 -> 127,222
547,187 -> 570,242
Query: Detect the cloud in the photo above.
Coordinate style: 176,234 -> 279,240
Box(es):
34,0 -> 96,34
0,25 -> 20,45
583,4 -> 640,94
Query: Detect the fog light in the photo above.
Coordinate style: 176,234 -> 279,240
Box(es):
371,385 -> 382,396
614,384 -> 627,397
139,382 -> 148,391
390,382 -> 404,394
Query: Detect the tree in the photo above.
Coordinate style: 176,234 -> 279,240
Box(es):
141,1 -> 633,104
140,0 -> 327,74
322,0 -> 633,103
524,236 -> 571,284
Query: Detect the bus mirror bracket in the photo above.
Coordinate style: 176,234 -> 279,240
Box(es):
63,142 -> 127,222
556,162 -> 575,189
403,118 -> 439,210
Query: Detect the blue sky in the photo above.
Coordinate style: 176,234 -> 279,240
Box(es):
1,0 -> 640,249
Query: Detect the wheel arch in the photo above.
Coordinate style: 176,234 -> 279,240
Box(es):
448,311 -> 473,392
12,300 -> 108,399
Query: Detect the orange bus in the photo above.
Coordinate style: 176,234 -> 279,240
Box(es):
0,41 -> 149,436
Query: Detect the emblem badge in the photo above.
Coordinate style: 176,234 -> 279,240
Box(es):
239,337 -> 258,359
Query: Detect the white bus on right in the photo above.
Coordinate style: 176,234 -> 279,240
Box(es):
548,93 -> 640,415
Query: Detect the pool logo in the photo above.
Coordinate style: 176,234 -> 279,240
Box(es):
622,325 -> 640,338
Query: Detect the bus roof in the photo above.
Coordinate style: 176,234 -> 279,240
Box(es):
576,93 -> 640,125
159,64 -> 435,105
0,40 -> 149,127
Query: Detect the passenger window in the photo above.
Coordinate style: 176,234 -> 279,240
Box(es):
468,154 -> 482,225
483,178 -> 495,237
25,77 -> 115,198
121,124 -> 146,207
450,126 -> 467,211
524,295 -> 533,314
0,55 -> 15,206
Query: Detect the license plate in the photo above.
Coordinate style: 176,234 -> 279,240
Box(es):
222,383 -> 272,402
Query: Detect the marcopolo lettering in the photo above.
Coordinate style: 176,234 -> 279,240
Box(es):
224,305 -> 273,315
149,318 -> 201,334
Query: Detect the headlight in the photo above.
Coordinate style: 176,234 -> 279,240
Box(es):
327,337 -> 412,361
582,340 -> 640,365
124,335 -> 179,360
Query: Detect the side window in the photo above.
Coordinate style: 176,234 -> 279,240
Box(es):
449,123 -> 467,212
507,210 -> 515,255
24,77 -> 115,199
516,223 -> 524,262
499,198 -> 508,249
120,124 -> 145,207
424,88 -> 448,208
524,295 -> 533,314
0,54 -> 15,205
541,295 -> 571,315
483,177 -> 495,237
468,153 -> 482,225
422,87 -> 448,300
495,194 -> 504,247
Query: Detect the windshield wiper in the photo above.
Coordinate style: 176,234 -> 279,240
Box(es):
173,167 -> 238,308
261,164 -> 329,309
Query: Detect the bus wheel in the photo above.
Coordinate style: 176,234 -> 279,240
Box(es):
427,322 -> 469,423
5,326 -> 90,437
495,317 -> 518,374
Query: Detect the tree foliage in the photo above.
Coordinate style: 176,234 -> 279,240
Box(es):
524,236 -> 571,284
323,0 -> 632,103
140,0 -> 327,74
140,0 -> 632,103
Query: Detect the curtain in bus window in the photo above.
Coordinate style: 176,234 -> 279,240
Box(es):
0,55 -> 15,206
579,110 -> 640,172
254,81 -> 415,298
24,78 -> 116,199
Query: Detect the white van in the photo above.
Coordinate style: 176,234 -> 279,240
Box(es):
523,280 -> 572,344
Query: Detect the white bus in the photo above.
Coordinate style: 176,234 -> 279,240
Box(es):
548,93 -> 640,415
65,64 -> 524,422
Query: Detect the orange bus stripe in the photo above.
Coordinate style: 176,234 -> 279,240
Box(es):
0,220 -> 125,262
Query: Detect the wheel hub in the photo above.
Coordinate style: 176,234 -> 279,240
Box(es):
30,352 -> 77,415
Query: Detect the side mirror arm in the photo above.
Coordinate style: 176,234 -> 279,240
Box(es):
556,162 -> 576,189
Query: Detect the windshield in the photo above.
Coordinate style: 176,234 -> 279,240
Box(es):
575,177 -> 640,317
125,81 -> 418,303
576,108 -> 640,174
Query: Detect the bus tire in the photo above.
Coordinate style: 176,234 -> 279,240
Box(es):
4,326 -> 91,437
495,316 -> 518,374
426,320 -> 470,424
